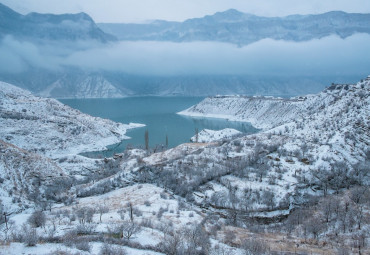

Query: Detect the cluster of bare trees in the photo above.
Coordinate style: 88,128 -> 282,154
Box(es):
284,186 -> 369,253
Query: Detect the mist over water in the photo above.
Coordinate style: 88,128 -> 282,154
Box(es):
1,34 -> 370,77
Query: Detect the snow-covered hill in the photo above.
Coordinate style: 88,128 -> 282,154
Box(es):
179,77 -> 370,131
0,140 -> 68,212
162,77 -> 369,215
0,81 -> 143,157
179,95 -> 305,129
0,77 -> 369,254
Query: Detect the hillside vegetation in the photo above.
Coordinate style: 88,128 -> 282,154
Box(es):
0,77 -> 369,254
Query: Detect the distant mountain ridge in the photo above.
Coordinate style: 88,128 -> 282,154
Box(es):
98,9 -> 370,45
0,3 -> 115,42
0,70 -> 359,98
0,3 -> 368,98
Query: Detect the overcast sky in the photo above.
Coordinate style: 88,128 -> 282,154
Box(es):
2,0 -> 370,23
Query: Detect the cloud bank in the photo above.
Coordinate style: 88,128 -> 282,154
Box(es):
1,34 -> 370,76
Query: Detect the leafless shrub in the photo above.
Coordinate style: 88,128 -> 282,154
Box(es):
27,211 -> 46,228
22,224 -> 38,247
75,240 -> 91,252
240,239 -> 268,255
100,243 -> 127,255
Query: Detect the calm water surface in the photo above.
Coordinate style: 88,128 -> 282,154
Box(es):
60,97 -> 259,157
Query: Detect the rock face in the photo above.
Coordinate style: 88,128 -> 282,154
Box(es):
98,10 -> 370,45
0,81 -> 143,157
39,74 -> 127,98
0,3 -> 115,42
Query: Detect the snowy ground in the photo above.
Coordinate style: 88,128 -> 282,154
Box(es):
190,128 -> 242,143
0,78 -> 369,254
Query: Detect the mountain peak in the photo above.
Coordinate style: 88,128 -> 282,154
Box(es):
213,8 -> 252,19
220,8 -> 244,15
0,2 -> 21,18
0,3 -> 116,42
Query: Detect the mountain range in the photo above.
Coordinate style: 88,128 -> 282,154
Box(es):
98,9 -> 370,45
0,70 -> 360,98
0,3 -> 369,98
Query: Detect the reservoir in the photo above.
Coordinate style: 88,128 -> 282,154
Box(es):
60,97 -> 259,157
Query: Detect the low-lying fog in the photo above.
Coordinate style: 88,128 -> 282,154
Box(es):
1,33 -> 370,77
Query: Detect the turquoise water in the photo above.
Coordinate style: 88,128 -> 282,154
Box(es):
60,97 -> 259,157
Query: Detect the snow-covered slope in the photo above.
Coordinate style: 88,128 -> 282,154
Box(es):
0,78 -> 368,254
179,77 -> 370,130
179,95 -> 307,129
190,128 -> 242,143
156,77 -> 370,216
0,139 -> 68,211
0,81 -> 144,157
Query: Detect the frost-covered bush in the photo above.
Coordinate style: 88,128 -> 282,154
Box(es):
27,211 -> 46,228
133,208 -> 142,217
62,230 -> 78,247
99,243 -> 127,255
22,224 -> 38,247
75,240 -> 91,252
160,192 -> 168,199
75,223 -> 96,235
140,219 -> 153,228
240,239 -> 268,255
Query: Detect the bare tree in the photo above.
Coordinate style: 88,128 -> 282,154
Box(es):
240,239 -> 268,255
159,231 -> 184,255
75,206 -> 95,224
120,221 -> 141,240
22,224 -> 38,247
97,204 -> 109,223
27,211 -> 46,228
304,216 -> 324,240
183,224 -> 210,254
127,202 -> 134,222
145,130 -> 149,150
